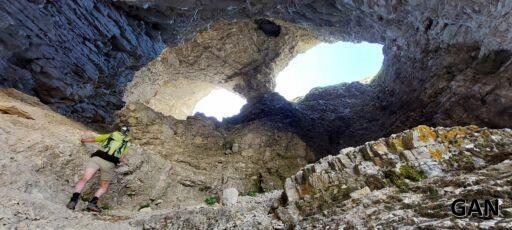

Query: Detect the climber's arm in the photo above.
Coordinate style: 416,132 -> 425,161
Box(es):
80,137 -> 96,143
80,134 -> 110,143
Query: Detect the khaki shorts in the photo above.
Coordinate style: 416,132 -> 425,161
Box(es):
86,157 -> 116,181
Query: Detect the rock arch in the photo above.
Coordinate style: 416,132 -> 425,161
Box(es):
0,0 -> 510,154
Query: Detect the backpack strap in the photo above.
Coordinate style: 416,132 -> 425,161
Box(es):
114,135 -> 130,157
101,134 -> 114,153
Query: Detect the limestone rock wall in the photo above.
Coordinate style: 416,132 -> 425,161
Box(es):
0,88 -> 180,212
294,159 -> 512,228
1,1 -> 512,228
0,0 -> 164,127
296,43 -> 512,156
117,102 -> 315,194
0,88 -> 313,218
276,125 -> 512,227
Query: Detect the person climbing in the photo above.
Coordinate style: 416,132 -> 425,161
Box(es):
66,125 -> 132,212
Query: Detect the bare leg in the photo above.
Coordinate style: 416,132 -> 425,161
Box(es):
74,167 -> 98,193
94,180 -> 111,198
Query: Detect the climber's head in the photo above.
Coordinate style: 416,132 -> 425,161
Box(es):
120,125 -> 130,135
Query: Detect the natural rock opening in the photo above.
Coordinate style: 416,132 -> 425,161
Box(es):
2,0 -> 511,136
275,41 -> 383,101
123,20 -> 316,123
192,88 -> 247,121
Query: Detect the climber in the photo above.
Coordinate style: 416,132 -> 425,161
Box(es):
66,125 -> 132,212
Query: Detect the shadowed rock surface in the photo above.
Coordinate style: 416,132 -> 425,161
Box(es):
1,1 -> 510,146
0,0 -> 165,128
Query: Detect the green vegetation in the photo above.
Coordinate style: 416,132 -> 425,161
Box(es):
448,154 -> 477,171
204,196 -> 218,206
382,179 -> 391,187
247,191 -> 258,197
384,170 -> 409,192
422,186 -> 441,200
399,165 -> 427,182
383,165 -> 427,192
126,191 -> 136,197
496,140 -> 508,147
395,179 -> 410,192
138,203 -> 150,211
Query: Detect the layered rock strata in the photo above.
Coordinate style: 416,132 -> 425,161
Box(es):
277,125 -> 512,227
0,0 -> 165,127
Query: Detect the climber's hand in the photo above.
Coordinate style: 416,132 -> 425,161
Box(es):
80,137 -> 95,143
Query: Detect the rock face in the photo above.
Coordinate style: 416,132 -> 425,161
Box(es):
0,1 -> 510,149
130,190 -> 284,229
117,102 -> 315,195
1,0 -> 512,229
115,0 -> 512,149
0,0 -> 164,127
0,87 -> 307,205
224,92 -> 334,157
276,125 -> 512,228
0,89 -> 302,228
1,91 -> 511,228
295,159 -> 512,229
124,0 -> 505,159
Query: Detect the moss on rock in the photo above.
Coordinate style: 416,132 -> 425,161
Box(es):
399,165 -> 427,182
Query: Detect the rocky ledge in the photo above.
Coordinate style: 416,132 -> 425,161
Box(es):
277,125 -> 512,228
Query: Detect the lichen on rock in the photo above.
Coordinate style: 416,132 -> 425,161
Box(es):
277,125 -> 512,227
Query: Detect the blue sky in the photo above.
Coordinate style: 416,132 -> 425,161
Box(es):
275,41 -> 383,100
194,41 -> 383,120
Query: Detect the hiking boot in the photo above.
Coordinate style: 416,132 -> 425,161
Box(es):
66,200 -> 77,210
86,202 -> 102,213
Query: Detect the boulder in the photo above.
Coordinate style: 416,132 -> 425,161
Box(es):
139,207 -> 152,213
349,186 -> 371,199
221,188 -> 239,206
